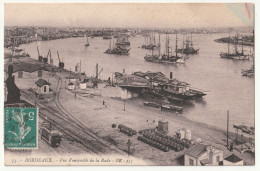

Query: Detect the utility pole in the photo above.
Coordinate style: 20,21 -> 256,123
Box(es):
124,100 -> 125,111
79,60 -> 81,74
227,110 -> 229,149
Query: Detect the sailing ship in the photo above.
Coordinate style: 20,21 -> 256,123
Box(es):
220,33 -> 249,60
115,36 -> 130,46
105,40 -> 131,55
85,36 -> 89,46
176,34 -> 199,54
241,64 -> 254,77
141,34 -> 157,50
241,31 -> 255,77
144,34 -> 185,64
241,48 -> 254,77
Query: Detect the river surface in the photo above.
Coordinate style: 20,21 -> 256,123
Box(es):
19,33 -> 255,130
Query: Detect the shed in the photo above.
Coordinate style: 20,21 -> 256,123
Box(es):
79,79 -> 88,90
176,128 -> 192,140
65,75 -> 80,84
35,78 -> 51,93
67,82 -> 75,91
184,144 -> 223,166
223,154 -> 243,166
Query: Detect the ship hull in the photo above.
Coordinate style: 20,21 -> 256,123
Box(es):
177,48 -> 199,54
220,53 -> 249,60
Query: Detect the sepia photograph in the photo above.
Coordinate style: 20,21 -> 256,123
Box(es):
3,2 -> 255,166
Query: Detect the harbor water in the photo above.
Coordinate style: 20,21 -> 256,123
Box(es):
19,33 -> 255,130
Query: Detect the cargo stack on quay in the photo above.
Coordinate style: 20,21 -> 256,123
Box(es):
4,25 -> 255,165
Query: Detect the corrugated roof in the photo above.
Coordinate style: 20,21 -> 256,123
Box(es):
35,78 -> 51,87
185,144 -> 207,158
224,154 -> 242,163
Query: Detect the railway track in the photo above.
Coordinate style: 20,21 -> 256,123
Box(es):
21,90 -> 103,154
52,75 -> 123,154
21,77 -> 123,155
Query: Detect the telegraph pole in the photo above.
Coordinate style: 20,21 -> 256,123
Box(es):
227,110 -> 229,149
124,100 -> 125,111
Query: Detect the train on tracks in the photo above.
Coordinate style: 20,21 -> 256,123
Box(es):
40,122 -> 62,147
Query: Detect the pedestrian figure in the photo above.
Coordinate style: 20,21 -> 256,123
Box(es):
103,100 -> 105,105
75,93 -> 76,98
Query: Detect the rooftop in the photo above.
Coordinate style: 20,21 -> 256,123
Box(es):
35,78 -> 51,87
185,143 -> 207,158
224,154 -> 243,163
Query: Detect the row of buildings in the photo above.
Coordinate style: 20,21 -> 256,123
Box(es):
184,143 -> 244,166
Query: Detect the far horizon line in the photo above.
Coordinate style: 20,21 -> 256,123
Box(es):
4,25 -> 254,29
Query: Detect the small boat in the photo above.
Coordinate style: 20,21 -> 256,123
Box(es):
161,104 -> 183,113
233,124 -> 254,135
143,102 -> 160,108
85,36 -> 90,46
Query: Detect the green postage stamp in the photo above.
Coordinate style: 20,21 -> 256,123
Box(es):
4,107 -> 38,149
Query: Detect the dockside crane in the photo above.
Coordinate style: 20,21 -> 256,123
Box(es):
96,68 -> 103,79
49,49 -> 53,65
57,51 -> 64,68
37,46 -> 43,62
43,50 -> 49,64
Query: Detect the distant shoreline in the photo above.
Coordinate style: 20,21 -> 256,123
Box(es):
214,36 -> 254,47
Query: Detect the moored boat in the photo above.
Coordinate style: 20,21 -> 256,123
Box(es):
143,102 -> 161,108
161,104 -> 183,113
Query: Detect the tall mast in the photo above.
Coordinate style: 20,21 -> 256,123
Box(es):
165,34 -> 167,58
241,35 -> 244,55
175,34 -> 178,58
234,32 -> 238,53
158,33 -> 161,56
190,33 -> 193,48
182,35 -> 185,49
153,34 -> 156,46
228,32 -> 230,54
167,35 -> 170,58
96,63 -> 98,78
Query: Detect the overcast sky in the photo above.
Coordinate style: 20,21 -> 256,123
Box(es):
4,3 -> 254,28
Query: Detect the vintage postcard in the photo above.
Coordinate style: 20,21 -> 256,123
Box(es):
3,3 -> 255,166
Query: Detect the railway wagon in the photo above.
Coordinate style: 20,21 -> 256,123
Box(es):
40,123 -> 62,147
